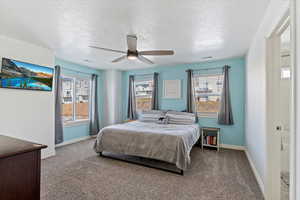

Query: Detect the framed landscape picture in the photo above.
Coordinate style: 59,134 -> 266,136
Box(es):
0,58 -> 54,91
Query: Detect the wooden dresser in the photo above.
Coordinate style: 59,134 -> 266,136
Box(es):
0,135 -> 47,200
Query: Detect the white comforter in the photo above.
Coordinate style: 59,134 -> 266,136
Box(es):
94,121 -> 200,170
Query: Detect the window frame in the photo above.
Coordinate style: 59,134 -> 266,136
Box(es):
134,79 -> 154,112
192,73 -> 224,118
61,75 -> 91,126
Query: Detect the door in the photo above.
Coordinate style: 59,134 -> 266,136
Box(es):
279,25 -> 291,200
266,15 -> 294,200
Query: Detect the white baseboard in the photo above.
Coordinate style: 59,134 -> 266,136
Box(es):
245,149 -> 265,197
41,149 -> 56,159
55,135 -> 94,148
220,144 -> 245,151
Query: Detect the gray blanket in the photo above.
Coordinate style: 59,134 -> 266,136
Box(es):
94,121 -> 199,170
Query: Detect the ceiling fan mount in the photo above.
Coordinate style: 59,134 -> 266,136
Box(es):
89,35 -> 174,64
126,50 -> 138,60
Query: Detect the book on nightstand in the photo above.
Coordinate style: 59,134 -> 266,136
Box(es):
201,127 -> 220,151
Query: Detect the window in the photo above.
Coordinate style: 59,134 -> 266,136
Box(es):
193,74 -> 224,117
134,79 -> 153,112
62,78 -> 73,122
62,76 -> 90,124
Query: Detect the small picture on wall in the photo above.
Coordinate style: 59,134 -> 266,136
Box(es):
163,79 -> 181,99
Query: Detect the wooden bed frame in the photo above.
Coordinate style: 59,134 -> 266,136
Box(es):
99,152 -> 184,176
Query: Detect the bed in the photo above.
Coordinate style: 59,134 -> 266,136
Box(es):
93,114 -> 200,175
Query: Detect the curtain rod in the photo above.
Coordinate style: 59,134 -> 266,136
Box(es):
185,65 -> 231,72
59,66 -> 94,76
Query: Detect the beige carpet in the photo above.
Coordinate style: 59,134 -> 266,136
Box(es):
41,139 -> 263,200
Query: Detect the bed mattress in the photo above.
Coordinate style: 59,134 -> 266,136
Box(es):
93,121 -> 199,170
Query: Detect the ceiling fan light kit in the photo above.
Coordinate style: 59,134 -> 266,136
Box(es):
127,55 -> 137,60
127,50 -> 138,60
89,35 -> 174,64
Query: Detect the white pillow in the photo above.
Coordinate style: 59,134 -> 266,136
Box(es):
166,111 -> 196,125
139,110 -> 165,122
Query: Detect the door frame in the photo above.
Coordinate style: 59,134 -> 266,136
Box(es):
265,10 -> 295,200
291,0 -> 299,198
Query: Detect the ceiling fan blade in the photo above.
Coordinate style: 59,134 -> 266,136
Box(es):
127,35 -> 137,51
89,46 -> 126,54
139,50 -> 174,56
137,55 -> 154,64
112,55 -> 127,63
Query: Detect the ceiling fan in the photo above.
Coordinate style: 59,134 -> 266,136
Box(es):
89,35 -> 174,64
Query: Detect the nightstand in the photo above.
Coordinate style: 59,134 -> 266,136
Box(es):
201,127 -> 220,151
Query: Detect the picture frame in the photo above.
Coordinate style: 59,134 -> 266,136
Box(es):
163,79 -> 181,99
0,57 -> 54,91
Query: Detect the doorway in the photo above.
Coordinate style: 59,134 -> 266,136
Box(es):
266,13 -> 294,200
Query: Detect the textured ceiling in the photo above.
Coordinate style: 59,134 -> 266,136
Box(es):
0,0 -> 270,70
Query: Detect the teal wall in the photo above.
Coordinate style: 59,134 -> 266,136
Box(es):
55,58 -> 104,142
122,57 -> 245,146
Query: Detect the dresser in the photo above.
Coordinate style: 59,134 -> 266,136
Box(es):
0,135 -> 47,200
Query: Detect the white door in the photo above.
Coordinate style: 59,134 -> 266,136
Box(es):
266,18 -> 293,200
279,25 -> 291,200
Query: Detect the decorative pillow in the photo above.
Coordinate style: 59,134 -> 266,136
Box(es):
166,111 -> 196,125
139,110 -> 165,122
156,116 -> 169,124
